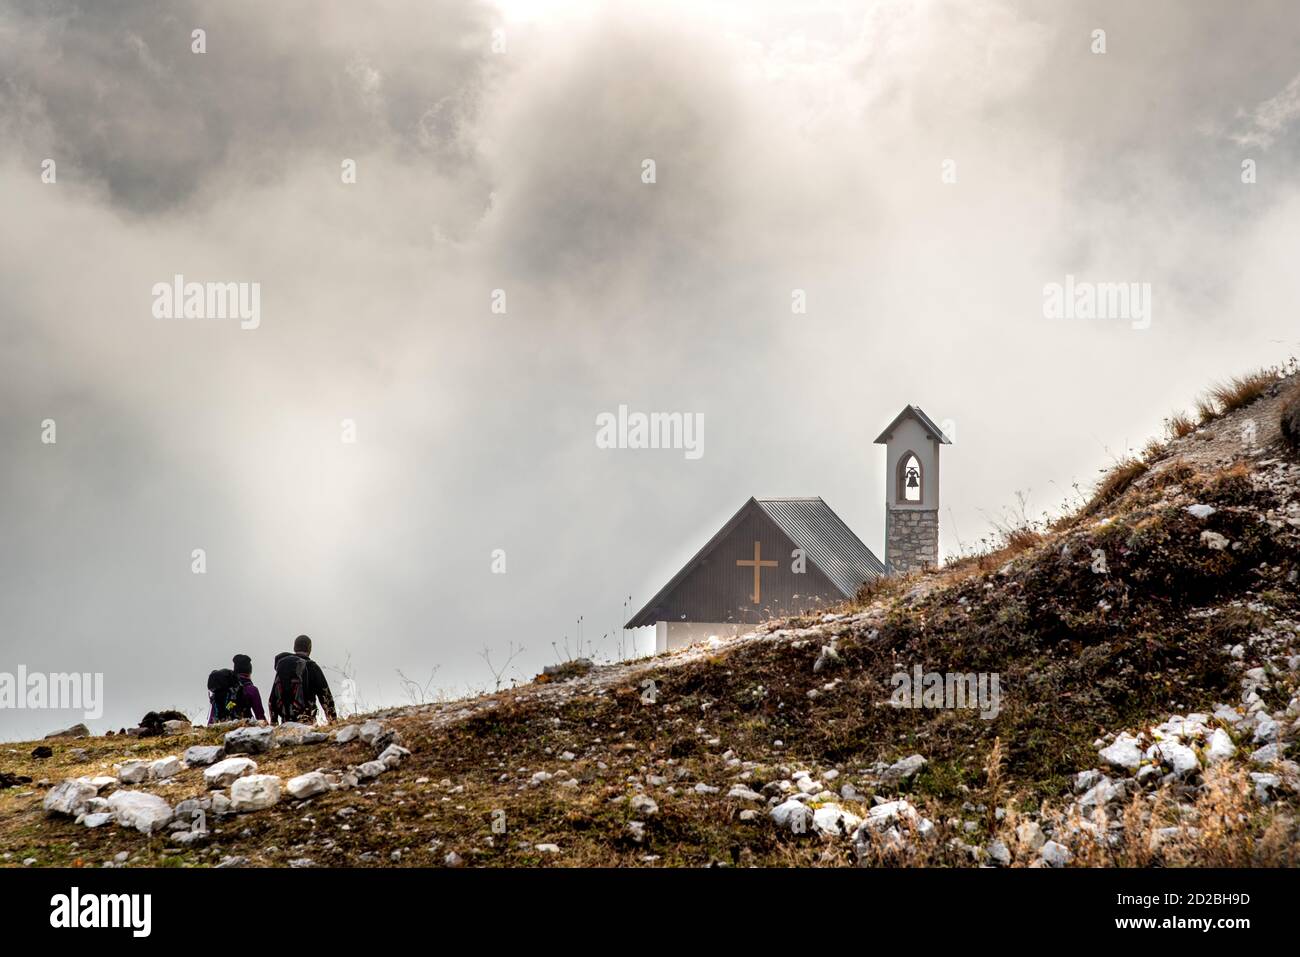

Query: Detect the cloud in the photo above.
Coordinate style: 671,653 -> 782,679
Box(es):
2,0 -> 1300,738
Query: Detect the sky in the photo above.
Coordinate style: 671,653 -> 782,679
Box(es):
2,0 -> 1300,740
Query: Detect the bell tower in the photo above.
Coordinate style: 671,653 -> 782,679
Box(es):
874,406 -> 950,575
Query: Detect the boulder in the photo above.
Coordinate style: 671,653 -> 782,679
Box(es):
230,774 -> 281,812
1074,769 -> 1103,794
355,760 -> 386,780
377,744 -> 411,769
44,723 -> 90,739
770,798 -> 813,833
43,779 -> 98,817
272,722 -> 314,745
1016,820 -> 1046,853
986,839 -> 1012,867
183,745 -> 224,767
811,803 -> 863,838
358,721 -> 385,746
224,726 -> 274,755
117,760 -> 150,784
333,725 -> 360,743
1200,531 -> 1229,551
1039,841 -> 1071,867
162,719 -> 191,735
203,757 -> 258,789
629,794 -> 659,817
286,772 -> 330,800
108,790 -> 174,834
148,756 -> 182,780
881,754 -> 927,783
862,799 -> 921,831
1098,733 -> 1143,772
81,812 -> 113,828
1155,740 -> 1200,777
1206,728 -> 1237,765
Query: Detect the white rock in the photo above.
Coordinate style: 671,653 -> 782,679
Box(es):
1039,841 -> 1071,867
986,839 -> 1011,866
271,722 -> 314,745
812,804 -> 863,838
1206,728 -> 1237,764
1250,772 -> 1280,803
355,760 -> 386,780
224,726 -> 274,755
43,779 -> 98,817
863,800 -> 920,831
1185,504 -> 1216,519
183,745 -> 224,767
334,725 -> 360,743
81,812 -> 113,828
882,754 -> 927,782
204,757 -> 258,789
148,756 -> 182,780
535,843 -> 560,853
1156,740 -> 1200,776
117,760 -> 150,784
1201,531 -> 1229,550
378,744 -> 411,769
1098,734 -> 1143,772
358,721 -> 385,745
770,799 -> 813,833
229,774 -> 281,812
529,771 -> 552,786
726,785 -> 763,802
108,790 -> 174,834
630,794 -> 659,817
1016,820 -> 1047,853
694,782 -> 719,795
1250,743 -> 1281,764
1253,717 -> 1280,743
1074,769 -> 1103,793
285,771 -> 330,799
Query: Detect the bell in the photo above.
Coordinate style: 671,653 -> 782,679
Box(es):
906,468 -> 919,488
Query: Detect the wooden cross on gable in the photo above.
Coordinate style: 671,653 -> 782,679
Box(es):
736,541 -> 777,604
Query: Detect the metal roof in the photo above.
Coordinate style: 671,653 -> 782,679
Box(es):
625,496 -> 883,627
754,497 -> 886,597
873,405 -> 952,445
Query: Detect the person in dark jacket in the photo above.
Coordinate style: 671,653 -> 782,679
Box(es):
207,655 -> 266,724
231,654 -> 267,721
275,635 -> 336,724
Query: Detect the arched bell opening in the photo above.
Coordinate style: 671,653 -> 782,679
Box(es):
896,451 -> 923,504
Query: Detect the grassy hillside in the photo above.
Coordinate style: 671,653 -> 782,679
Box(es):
4,368 -> 1299,868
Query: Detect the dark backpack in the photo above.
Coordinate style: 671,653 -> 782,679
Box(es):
272,654 -> 311,722
207,669 -> 244,721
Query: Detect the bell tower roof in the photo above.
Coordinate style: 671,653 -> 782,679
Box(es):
873,405 -> 952,445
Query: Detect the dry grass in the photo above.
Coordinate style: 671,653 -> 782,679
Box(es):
1078,456 -> 1148,519
1207,370 -> 1278,416
1165,411 -> 1198,439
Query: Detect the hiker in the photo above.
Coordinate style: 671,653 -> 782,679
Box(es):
269,635 -> 336,725
207,654 -> 266,724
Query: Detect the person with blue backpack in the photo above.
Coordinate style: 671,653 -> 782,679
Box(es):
207,654 -> 266,724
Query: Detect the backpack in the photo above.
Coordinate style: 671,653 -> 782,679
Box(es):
272,654 -> 311,722
207,669 -> 244,721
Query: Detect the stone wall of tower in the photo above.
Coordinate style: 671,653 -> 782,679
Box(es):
886,506 -> 938,574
